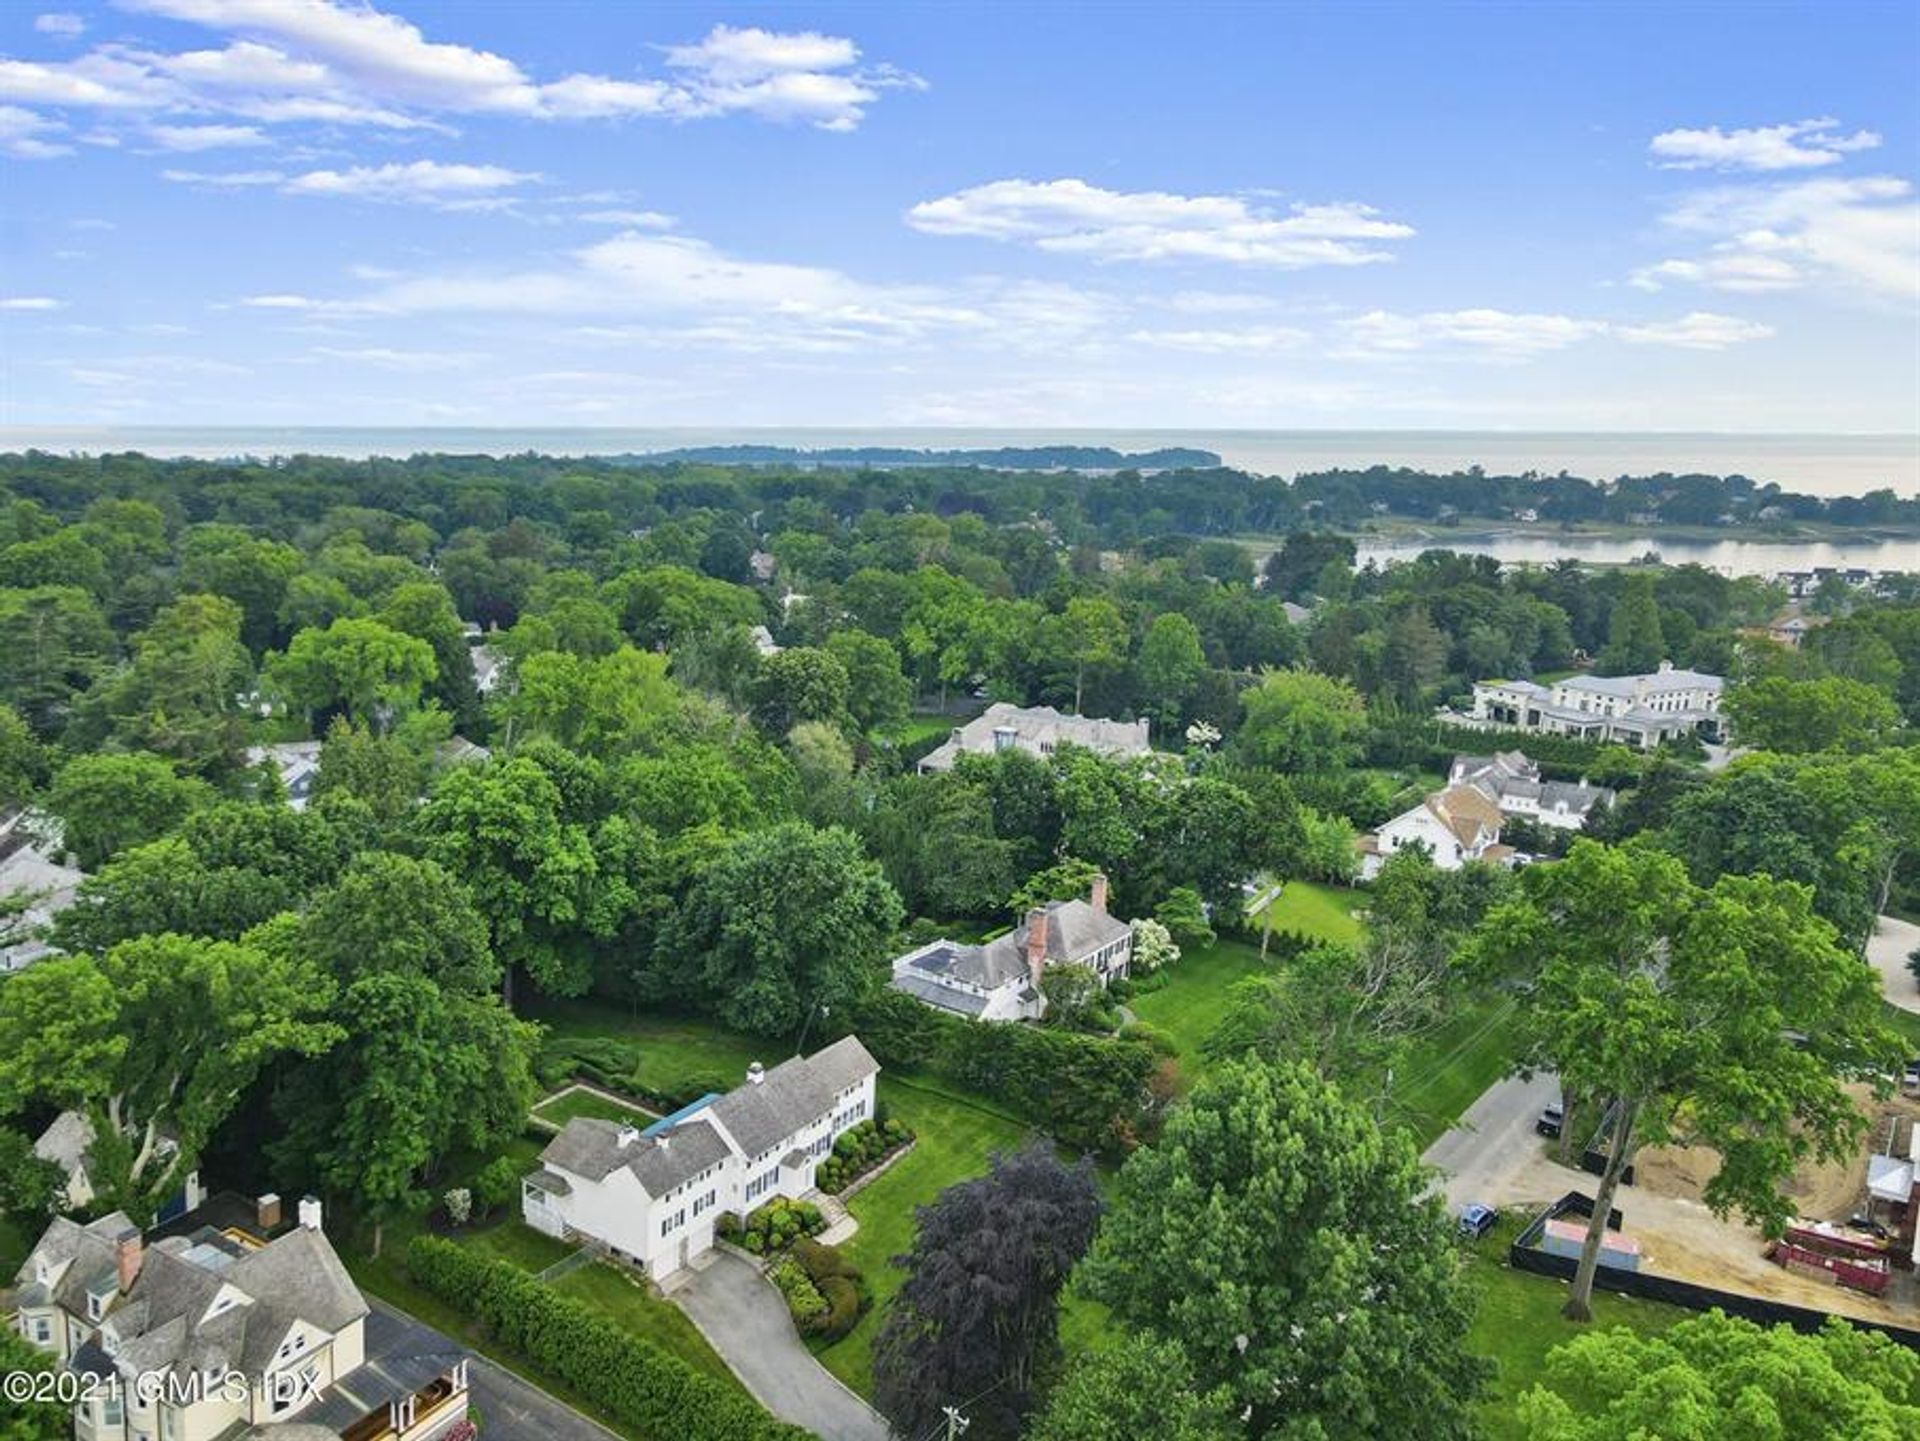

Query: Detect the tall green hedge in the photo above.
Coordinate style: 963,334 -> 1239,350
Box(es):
405,1236 -> 809,1441
843,989 -> 1157,1152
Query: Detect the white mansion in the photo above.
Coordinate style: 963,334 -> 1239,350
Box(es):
1358,751 -> 1614,881
524,1037 -> 879,1281
889,874 -> 1133,1022
1457,662 -> 1724,747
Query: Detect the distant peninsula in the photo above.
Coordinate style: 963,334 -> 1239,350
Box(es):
626,443 -> 1223,471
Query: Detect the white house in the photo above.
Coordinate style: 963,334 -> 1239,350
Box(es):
1459,662 -> 1724,747
4,1199 -> 470,1441
1447,752 -> 1615,831
0,838 -> 85,972
30,1110 -> 205,1222
917,703 -> 1151,774
1358,784 -> 1511,881
888,875 -> 1132,1022
523,1037 -> 879,1282
247,741 -> 324,810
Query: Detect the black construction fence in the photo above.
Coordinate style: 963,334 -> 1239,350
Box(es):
1508,1190 -> 1920,1353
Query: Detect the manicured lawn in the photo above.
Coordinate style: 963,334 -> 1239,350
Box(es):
530,998 -> 768,1091
553,1263 -> 739,1384
1387,993 -> 1524,1150
1127,936 -> 1273,1073
1461,1214 -> 1684,1440
532,1085 -> 659,1128
814,1072 -> 1038,1394
1260,880 -> 1366,945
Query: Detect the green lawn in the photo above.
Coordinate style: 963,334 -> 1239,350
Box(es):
1127,936 -> 1273,1073
1461,1214 -> 1685,1439
532,1085 -> 659,1128
553,1263 -> 740,1383
529,998 -> 768,1090
1260,880 -> 1366,945
1387,993 -> 1524,1150
814,1072 -> 1039,1394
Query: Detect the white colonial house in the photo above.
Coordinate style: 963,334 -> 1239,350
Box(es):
523,1037 -> 879,1281
1358,784 -> 1512,881
888,874 -> 1133,1022
5,1198 -> 470,1441
917,703 -> 1151,773
1458,662 -> 1724,747
1447,752 -> 1615,831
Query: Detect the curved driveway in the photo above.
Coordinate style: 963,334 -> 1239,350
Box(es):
671,1252 -> 892,1441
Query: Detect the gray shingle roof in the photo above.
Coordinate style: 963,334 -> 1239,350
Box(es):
707,1036 -> 878,1158
889,972 -> 991,1015
542,1116 -> 732,1199
909,898 -> 1130,992
919,703 -> 1151,772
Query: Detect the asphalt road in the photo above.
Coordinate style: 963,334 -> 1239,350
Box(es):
1867,913 -> 1920,1017
1422,1069 -> 1560,1211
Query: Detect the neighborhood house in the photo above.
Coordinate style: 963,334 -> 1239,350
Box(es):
4,1198 -> 471,1441
916,702 -> 1152,773
523,1036 -> 880,1281
1458,662 -> 1725,746
888,874 -> 1133,1021
1446,752 -> 1615,830
1358,784 -> 1511,881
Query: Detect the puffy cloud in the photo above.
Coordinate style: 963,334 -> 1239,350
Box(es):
1126,326 -> 1308,353
1649,118 -> 1881,172
907,178 -> 1412,266
1632,175 -> 1918,302
147,122 -> 269,149
0,103 -> 72,157
6,4 -> 917,139
33,14 -> 86,39
1613,312 -> 1776,349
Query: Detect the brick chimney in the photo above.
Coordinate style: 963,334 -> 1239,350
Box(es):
256,1192 -> 282,1233
115,1229 -> 144,1293
1090,872 -> 1109,915
1025,906 -> 1049,990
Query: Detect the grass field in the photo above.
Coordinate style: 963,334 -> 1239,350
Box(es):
1462,1214 -> 1685,1439
1127,936 -> 1272,1072
532,1085 -> 659,1128
530,998 -> 768,1089
1387,993 -> 1524,1150
1260,880 -> 1366,945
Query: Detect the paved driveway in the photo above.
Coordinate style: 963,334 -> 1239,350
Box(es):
1867,914 -> 1920,1016
366,1299 -> 620,1441
672,1251 -> 892,1441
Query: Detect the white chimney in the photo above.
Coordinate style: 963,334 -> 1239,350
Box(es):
297,1196 -> 323,1232
747,1061 -> 765,1086
656,1132 -> 670,1153
616,1124 -> 639,1149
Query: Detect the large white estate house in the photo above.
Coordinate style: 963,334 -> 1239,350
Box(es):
1461,662 -> 1724,747
917,703 -> 1152,773
523,1037 -> 879,1281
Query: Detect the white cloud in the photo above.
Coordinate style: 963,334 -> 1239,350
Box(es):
1335,309 -> 1605,358
238,293 -> 327,308
0,296 -> 66,311
1163,290 -> 1282,315
1332,307 -> 1773,359
147,121 -> 269,149
1613,312 -> 1775,349
906,178 -> 1413,266
0,103 -> 72,157
7,4 -> 917,139
576,209 -> 677,229
1632,175 -> 1918,302
282,159 -> 536,202
34,14 -> 86,39
1126,326 -> 1308,353
166,158 -> 536,205
1649,118 -> 1881,172
310,345 -> 484,370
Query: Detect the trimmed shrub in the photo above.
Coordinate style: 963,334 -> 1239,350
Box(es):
443,1187 -> 472,1226
767,1255 -> 828,1331
815,1118 -> 915,1194
405,1237 -> 806,1441
1117,1021 -> 1179,1058
738,1197 -> 826,1253
814,1274 -> 864,1342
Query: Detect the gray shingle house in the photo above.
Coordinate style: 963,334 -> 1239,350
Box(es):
917,703 -> 1151,773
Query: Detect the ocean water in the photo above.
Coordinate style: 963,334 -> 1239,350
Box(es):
3,427 -> 1916,499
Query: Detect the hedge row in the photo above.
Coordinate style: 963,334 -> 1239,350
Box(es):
840,989 -> 1157,1153
405,1236 -> 809,1441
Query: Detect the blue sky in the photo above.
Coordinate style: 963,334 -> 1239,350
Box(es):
1,0 -> 1915,430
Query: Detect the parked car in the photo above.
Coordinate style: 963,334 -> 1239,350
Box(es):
1536,1102 -> 1564,1139
1901,1059 -> 1920,1093
1458,1203 -> 1498,1240
1845,1214 -> 1891,1240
